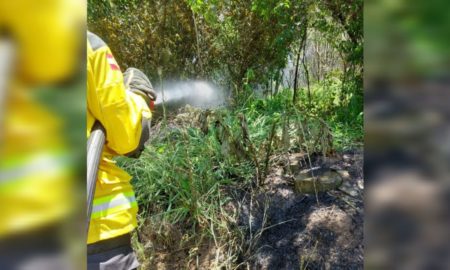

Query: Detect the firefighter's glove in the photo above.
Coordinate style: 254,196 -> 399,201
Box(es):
123,68 -> 154,158
124,68 -> 157,108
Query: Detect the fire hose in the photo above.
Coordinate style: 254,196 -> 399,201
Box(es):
0,40 -> 14,144
86,121 -> 106,233
86,117 -> 152,234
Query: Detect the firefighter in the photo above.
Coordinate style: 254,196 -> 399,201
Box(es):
0,1 -> 83,269
87,31 -> 156,270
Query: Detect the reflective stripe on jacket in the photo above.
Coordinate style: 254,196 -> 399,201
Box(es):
87,31 -> 151,244
0,88 -> 72,238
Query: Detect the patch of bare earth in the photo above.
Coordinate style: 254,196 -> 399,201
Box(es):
232,150 -> 364,269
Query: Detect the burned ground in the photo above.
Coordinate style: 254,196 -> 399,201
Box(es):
137,150 -> 364,270
231,150 -> 364,270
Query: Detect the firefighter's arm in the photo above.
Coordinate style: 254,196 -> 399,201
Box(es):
87,46 -> 151,156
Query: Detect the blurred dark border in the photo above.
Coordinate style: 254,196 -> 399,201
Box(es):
365,0 -> 450,269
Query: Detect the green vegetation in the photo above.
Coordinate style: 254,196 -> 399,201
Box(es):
88,0 -> 362,102
118,87 -> 362,267
89,0 -> 363,267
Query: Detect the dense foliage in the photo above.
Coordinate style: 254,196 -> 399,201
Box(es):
88,0 -> 362,114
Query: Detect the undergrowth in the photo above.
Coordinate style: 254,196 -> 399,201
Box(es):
117,85 -> 362,269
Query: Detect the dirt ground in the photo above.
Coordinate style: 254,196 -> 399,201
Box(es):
231,149 -> 364,270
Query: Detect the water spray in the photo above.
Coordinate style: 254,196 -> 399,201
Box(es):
152,80 -> 226,120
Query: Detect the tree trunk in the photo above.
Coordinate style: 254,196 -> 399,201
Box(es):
274,70 -> 280,95
192,10 -> 204,78
301,26 -> 311,104
315,40 -> 321,82
293,46 -> 302,105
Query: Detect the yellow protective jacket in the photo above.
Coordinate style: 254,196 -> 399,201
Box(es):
0,86 -> 72,238
0,0 -> 83,238
87,32 -> 151,244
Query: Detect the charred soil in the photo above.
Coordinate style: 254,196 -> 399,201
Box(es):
231,150 -> 364,270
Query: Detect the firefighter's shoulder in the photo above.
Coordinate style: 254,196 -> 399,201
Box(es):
87,31 -> 107,51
